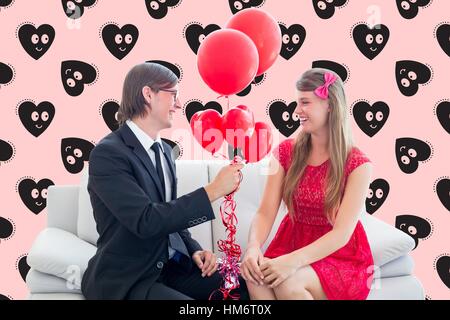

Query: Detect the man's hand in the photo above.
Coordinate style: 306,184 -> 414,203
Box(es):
192,250 -> 218,277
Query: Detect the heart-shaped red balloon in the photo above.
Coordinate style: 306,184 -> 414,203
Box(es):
190,109 -> 224,154
222,105 -> 255,149
241,122 -> 273,163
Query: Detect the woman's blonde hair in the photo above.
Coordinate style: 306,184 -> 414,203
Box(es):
283,68 -> 354,224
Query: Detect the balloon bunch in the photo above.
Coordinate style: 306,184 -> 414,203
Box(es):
191,8 -> 280,162
190,8 -> 281,300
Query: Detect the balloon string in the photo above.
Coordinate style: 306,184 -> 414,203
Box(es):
209,155 -> 244,300
216,95 -> 230,111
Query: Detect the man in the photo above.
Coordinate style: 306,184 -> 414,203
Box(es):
81,62 -> 247,299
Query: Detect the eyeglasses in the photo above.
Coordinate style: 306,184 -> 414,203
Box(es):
158,88 -> 179,103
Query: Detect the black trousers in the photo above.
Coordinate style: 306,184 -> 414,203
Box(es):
145,259 -> 249,300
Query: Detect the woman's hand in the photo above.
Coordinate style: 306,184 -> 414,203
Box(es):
240,245 -> 265,285
192,250 -> 218,277
260,254 -> 300,288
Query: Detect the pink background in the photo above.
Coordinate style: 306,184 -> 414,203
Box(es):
0,0 -> 449,299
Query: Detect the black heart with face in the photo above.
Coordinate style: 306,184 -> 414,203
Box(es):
18,178 -> 54,214
436,255 -> 450,289
0,294 -> 10,300
0,139 -> 14,162
366,178 -> 390,214
61,60 -> 97,96
101,101 -> 120,131
352,24 -> 389,60
162,138 -> 182,161
395,137 -> 431,174
184,23 -> 221,54
268,101 -> 300,137
395,214 -> 431,249
18,24 -> 55,60
396,0 -> 431,19
61,138 -> 95,174
0,216 -> 14,240
229,0 -> 265,14
395,60 -> 431,97
146,60 -> 182,79
436,23 -> 450,57
436,101 -> 450,134
312,60 -> 348,83
18,101 -> 55,137
237,73 -> 265,97
17,255 -> 30,282
312,0 -> 347,19
62,0 -> 96,19
0,62 -> 14,85
102,24 -> 139,60
185,100 -> 222,123
0,0 -> 13,7
145,0 -> 180,19
436,178 -> 450,212
353,101 -> 389,137
279,24 -> 306,60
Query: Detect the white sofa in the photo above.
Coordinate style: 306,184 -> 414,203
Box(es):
26,160 -> 424,300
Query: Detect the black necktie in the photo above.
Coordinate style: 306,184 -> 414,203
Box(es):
151,142 -> 189,267
150,142 -> 165,197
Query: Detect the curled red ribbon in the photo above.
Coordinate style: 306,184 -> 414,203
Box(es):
209,155 -> 244,300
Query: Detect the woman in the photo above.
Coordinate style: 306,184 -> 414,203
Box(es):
240,68 -> 374,300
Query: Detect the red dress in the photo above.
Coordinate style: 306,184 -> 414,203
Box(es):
264,138 -> 374,300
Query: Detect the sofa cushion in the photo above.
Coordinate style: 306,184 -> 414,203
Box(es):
367,275 -> 424,300
27,228 -> 96,286
375,255 -> 414,279
26,268 -> 81,294
77,167 -> 99,245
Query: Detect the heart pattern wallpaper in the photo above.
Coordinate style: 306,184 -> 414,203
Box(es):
0,0 -> 449,299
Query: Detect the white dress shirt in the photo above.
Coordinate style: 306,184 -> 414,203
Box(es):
126,119 -> 176,258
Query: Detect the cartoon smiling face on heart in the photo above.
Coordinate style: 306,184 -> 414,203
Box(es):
101,24 -> 139,60
228,0 -> 265,14
352,23 -> 390,60
395,214 -> 432,249
395,137 -> 432,174
18,178 -> 54,214
365,178 -> 390,214
279,24 -> 306,60
145,0 -> 181,19
18,101 -> 55,137
61,138 -> 95,174
268,101 -> 300,137
18,24 -> 55,60
396,0 -> 431,19
312,0 -> 348,19
61,60 -> 97,96
353,101 -> 389,137
61,0 -> 96,19
395,60 -> 432,96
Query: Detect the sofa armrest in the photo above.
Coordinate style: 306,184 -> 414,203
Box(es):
27,228 -> 96,287
47,185 -> 79,235
361,213 -> 415,267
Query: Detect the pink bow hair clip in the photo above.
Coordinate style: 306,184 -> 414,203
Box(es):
314,72 -> 338,99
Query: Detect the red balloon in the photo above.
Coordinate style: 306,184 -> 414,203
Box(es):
190,109 -> 224,154
241,122 -> 273,163
222,105 -> 255,148
226,8 -> 282,76
197,29 -> 259,96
